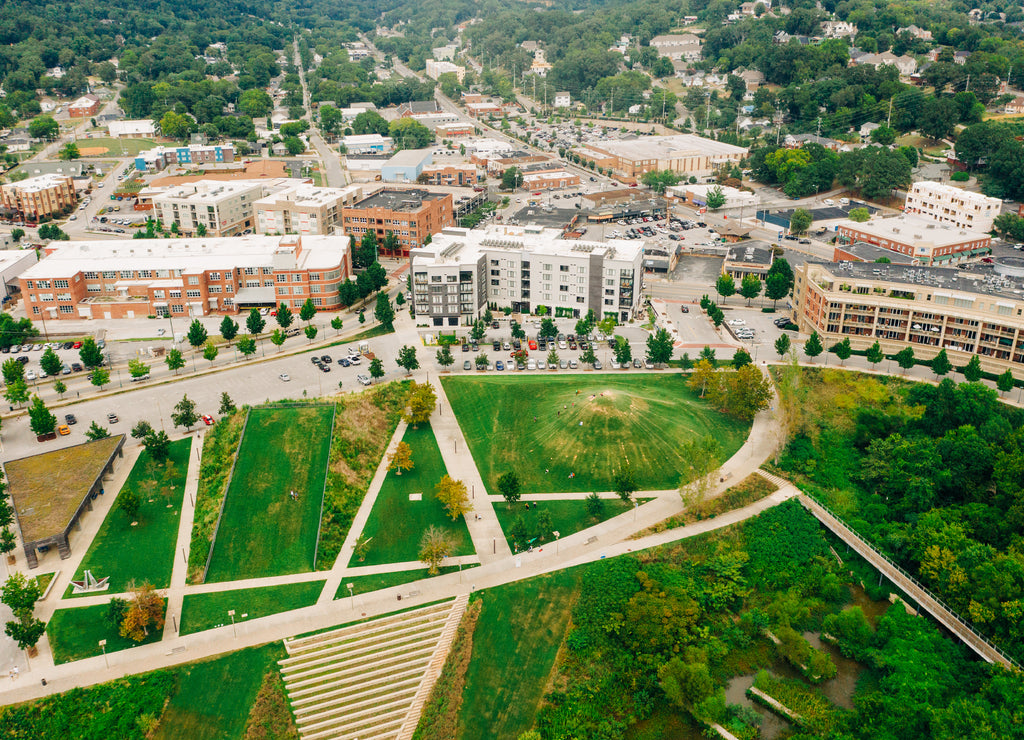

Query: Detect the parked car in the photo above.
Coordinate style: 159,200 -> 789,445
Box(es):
339,358 -> 351,367
496,360 -> 505,371
356,374 -> 371,385
202,414 -> 215,425
107,413 -> 119,423
64,413 -> 77,425
279,373 -> 291,382
58,425 -> 70,436
463,360 -> 472,370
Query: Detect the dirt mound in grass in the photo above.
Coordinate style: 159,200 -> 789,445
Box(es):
78,146 -> 109,156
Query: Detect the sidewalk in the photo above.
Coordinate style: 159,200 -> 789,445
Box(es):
162,432 -> 205,640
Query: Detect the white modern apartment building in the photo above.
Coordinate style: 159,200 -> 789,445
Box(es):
903,181 -> 1002,233
153,180 -> 277,237
410,225 -> 643,326
254,184 -> 367,236
425,59 -> 466,83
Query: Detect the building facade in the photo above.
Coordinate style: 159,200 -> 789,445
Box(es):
19,235 -> 350,320
342,134 -> 393,154
342,188 -> 454,257
153,180 -> 268,237
836,214 -> 991,266
135,144 -> 235,172
425,59 -> 466,82
903,181 -> 1002,233
419,164 -> 480,187
0,174 -> 77,221
584,135 -> 747,178
522,170 -> 581,190
794,260 -> 1024,376
68,95 -> 101,118
254,184 -> 366,236
410,225 -> 643,326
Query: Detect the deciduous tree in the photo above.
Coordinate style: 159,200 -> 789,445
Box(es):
418,526 -> 457,575
27,396 -> 56,436
498,471 -> 521,508
404,382 -> 436,427
963,355 -> 983,382
119,582 -> 165,642
715,273 -> 735,303
803,331 -> 823,361
275,303 -> 293,329
86,422 -> 110,440
388,441 -> 414,475
775,334 -> 791,358
203,341 -> 219,365
171,394 -> 199,430
219,316 -> 239,342
435,475 -> 472,519
830,337 -> 852,365
397,345 -> 419,374
165,348 -> 185,374
931,348 -> 952,378
246,308 -> 265,336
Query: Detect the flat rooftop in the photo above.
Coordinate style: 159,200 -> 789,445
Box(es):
4,174 -> 72,192
155,179 -> 267,204
5,436 -> 124,544
839,241 -> 917,264
809,260 -> 1024,302
254,184 -> 363,208
352,188 -> 449,211
839,214 -> 990,248
591,134 -> 748,160
416,224 -> 643,264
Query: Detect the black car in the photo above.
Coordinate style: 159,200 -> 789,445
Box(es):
783,234 -> 798,241
64,413 -> 77,425
16,355 -> 28,364
320,364 -> 331,372
63,341 -> 74,349
339,358 -> 351,367
461,343 -> 470,352
311,356 -> 321,365
491,321 -> 499,329
0,346 -> 8,354
512,339 -> 521,351
492,341 -> 501,351
538,339 -> 547,351
471,342 -> 478,351
71,362 -> 83,372
321,355 -> 332,363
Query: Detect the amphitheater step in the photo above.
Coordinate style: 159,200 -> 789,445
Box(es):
281,595 -> 469,740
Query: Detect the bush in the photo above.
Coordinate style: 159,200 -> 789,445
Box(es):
950,171 -> 970,182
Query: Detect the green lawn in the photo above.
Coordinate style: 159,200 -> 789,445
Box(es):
180,581 -> 325,635
493,498 -> 639,552
206,406 -> 334,582
79,137 -> 157,156
358,423 -> 474,566
457,570 -> 583,740
152,643 -> 287,740
442,374 -> 750,494
335,564 -> 478,598
65,438 -> 191,597
47,600 -> 167,664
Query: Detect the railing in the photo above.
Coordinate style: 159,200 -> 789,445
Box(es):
798,494 -> 1022,671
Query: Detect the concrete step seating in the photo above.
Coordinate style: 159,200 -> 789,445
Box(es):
756,468 -> 792,489
280,596 -> 468,740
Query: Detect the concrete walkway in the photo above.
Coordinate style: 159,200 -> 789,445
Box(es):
162,432 -> 204,640
430,379 -> 513,563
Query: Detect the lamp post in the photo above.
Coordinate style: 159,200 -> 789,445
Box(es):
346,583 -> 354,609
99,639 -> 108,669
228,609 -> 236,638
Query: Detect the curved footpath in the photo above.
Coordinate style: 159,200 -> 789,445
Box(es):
0,373 -> 787,705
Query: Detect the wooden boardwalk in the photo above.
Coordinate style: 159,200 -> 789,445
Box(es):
798,494 -> 1019,670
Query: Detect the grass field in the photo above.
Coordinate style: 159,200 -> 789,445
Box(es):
358,424 -> 474,566
47,600 -> 166,664
79,137 -> 157,156
205,406 -> 334,582
151,643 -> 288,740
65,439 -> 191,597
442,374 -> 750,494
334,564 -> 478,598
180,581 -> 325,635
494,498 -> 638,551
457,570 -> 583,740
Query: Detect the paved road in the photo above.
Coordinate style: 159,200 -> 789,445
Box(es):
293,38 -> 348,188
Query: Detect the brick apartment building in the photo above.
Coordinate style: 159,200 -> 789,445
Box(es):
420,164 -> 480,187
342,188 -> 454,257
135,143 -> 235,172
20,235 -> 351,320
68,95 -> 101,118
0,174 -> 77,221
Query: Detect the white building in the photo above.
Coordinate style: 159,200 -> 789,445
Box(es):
342,134 -> 394,154
667,183 -> 759,211
153,180 -> 277,237
903,181 -> 1002,233
0,250 -> 38,302
425,59 -> 466,83
107,120 -> 156,138
554,92 -> 572,108
254,184 -> 367,236
649,34 -> 703,62
410,225 -> 644,326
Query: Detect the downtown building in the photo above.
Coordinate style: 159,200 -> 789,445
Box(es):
793,259 -> 1024,376
410,225 -> 643,326
20,235 -> 351,321
0,174 -> 77,221
342,188 -> 455,257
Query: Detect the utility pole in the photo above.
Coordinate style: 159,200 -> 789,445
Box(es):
816,116 -> 822,138
887,98 -> 893,128
776,108 -> 782,145
966,73 -> 971,93
705,91 -> 711,131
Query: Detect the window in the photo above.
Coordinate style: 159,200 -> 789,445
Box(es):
246,280 -> 261,288
209,285 -> 222,294
309,273 -> 321,281
120,271 -> 133,279
59,305 -> 74,314
83,271 -> 98,280
86,284 -> 100,293
559,265 -> 569,272
102,271 -> 116,279
292,273 -> 303,282
186,290 -> 201,298
576,296 -> 585,303
311,285 -> 322,293
262,267 -> 273,275
293,286 -> 303,295
36,280 -> 51,288
54,279 -> 69,289
138,270 -> 152,278
188,275 -> 199,285
431,275 -> 442,283
560,285 -> 569,292
154,290 -> 165,299
277,286 -> 288,295
263,280 -> 274,287
244,267 -> 256,275
209,272 -> 221,281
313,297 -> 323,306
276,273 -> 286,283
171,304 -> 184,313
170,290 -> 182,298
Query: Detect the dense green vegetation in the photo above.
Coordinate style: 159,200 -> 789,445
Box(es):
67,438 -> 191,596
47,600 -> 166,664
774,366 -> 1024,664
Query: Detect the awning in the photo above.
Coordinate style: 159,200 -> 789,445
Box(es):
234,287 -> 276,307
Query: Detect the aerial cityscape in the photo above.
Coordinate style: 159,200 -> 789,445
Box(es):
1,0 -> 1024,737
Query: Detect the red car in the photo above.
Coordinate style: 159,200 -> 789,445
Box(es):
532,191 -> 541,196
202,414 -> 215,425
72,341 -> 83,349
528,340 -> 537,350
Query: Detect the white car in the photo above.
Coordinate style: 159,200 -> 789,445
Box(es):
823,198 -> 835,206
279,373 -> 291,381
25,370 -> 36,381
727,319 -> 746,326
356,373 -> 372,386
348,355 -> 361,364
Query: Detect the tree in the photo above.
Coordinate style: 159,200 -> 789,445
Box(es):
352,110 -> 390,136
374,293 -> 396,331
203,341 -> 219,365
1,358 -> 23,386
646,328 -> 673,366
304,325 -> 318,343
775,334 -> 791,359
238,89 -> 273,118
388,441 -> 414,475
270,329 -> 286,351
53,380 -> 66,399
581,345 -> 598,366
498,471 -> 521,508
614,336 -> 632,366
275,303 -> 294,329
1,573 -> 43,651
404,382 -> 437,427
219,392 -> 236,415
501,167 -> 524,190
471,320 -> 487,342
120,582 -> 165,642
39,347 -> 62,377
9,228 -> 24,243
732,348 -> 752,369
159,110 -> 196,140
963,355 -> 983,382
585,491 -> 605,519
331,316 -> 343,334
246,308 -> 265,336
866,340 -> 884,368
58,141 -> 79,161
614,465 -> 637,503
86,422 -> 110,440
369,357 -> 385,382
299,298 -> 317,323
830,337 -> 852,365
79,338 -> 104,369
220,316 -> 239,342
997,368 -> 1016,395
659,657 -> 715,712
128,358 -> 149,378
715,273 -> 735,303
27,396 -> 56,436
131,420 -> 153,440
165,348 -> 185,375
143,430 -> 171,463
870,125 -> 897,146
699,346 -> 717,363
803,331 -> 823,361
689,359 -> 718,398
435,475 -> 472,520
28,116 -> 59,140
895,346 -> 916,373
848,207 -> 871,222
931,348 -> 952,378
547,348 -> 560,367
790,208 -> 813,234
397,345 -> 419,374
739,274 -> 762,305
3,380 -> 29,408
640,169 -> 680,194
171,394 -> 199,430
705,186 -> 726,210
436,345 -> 454,369
419,526 -> 457,575
765,272 -> 790,310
